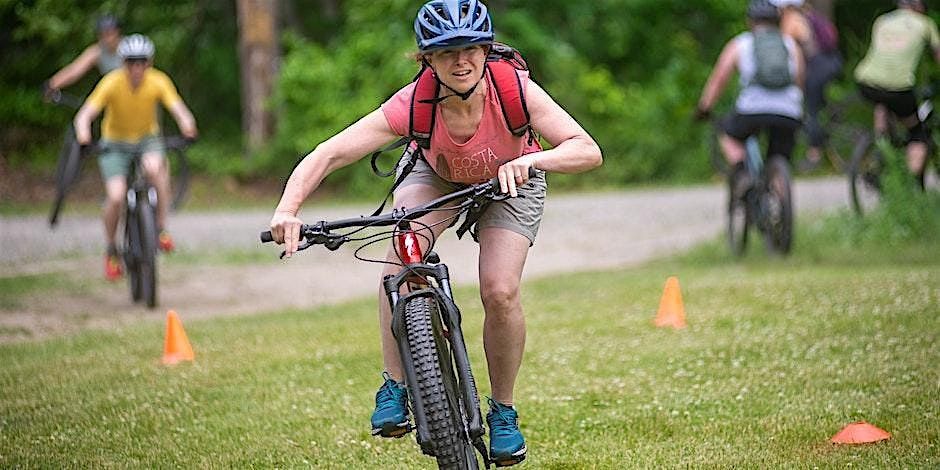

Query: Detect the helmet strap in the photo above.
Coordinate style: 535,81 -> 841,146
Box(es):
422,58 -> 487,103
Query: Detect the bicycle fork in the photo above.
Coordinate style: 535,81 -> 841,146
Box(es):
383,226 -> 488,463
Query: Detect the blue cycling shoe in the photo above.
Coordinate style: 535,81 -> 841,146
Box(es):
370,372 -> 411,438
486,397 -> 527,467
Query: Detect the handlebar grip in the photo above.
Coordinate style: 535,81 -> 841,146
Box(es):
260,231 -> 274,243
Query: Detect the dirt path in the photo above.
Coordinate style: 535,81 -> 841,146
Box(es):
0,177 -> 850,342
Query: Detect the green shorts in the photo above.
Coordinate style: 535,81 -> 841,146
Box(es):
395,157 -> 547,245
97,135 -> 165,180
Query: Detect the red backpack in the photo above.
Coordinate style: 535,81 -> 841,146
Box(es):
369,42 -> 534,214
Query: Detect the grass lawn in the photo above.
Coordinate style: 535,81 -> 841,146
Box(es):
1,213 -> 938,468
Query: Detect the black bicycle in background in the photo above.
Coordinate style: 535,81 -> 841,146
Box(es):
710,123 -> 793,256
797,91 -> 869,173
84,137 -> 191,308
848,83 -> 940,217
261,170 -> 538,469
45,89 -> 85,227
44,89 -> 191,227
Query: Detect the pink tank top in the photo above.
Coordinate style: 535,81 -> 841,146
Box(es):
381,69 -> 542,184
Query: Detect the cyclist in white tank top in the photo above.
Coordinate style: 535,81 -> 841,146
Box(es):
44,15 -> 123,100
696,0 -> 804,174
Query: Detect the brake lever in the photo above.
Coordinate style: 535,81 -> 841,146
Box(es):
279,238 -> 316,259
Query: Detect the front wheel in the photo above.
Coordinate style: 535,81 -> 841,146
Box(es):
761,156 -> 793,255
402,294 -> 477,470
136,193 -> 159,308
848,134 -> 883,217
49,126 -> 82,227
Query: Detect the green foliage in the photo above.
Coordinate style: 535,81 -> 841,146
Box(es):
852,141 -> 940,242
1,1 -> 238,158
3,1 -> 930,195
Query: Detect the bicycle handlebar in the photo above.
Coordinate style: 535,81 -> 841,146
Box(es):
41,83 -> 84,109
260,167 -> 538,246
80,136 -> 194,155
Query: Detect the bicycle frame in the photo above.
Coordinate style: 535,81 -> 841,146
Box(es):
728,134 -> 793,256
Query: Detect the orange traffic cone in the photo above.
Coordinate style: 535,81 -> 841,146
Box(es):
654,276 -> 687,329
162,310 -> 195,365
830,421 -> 891,444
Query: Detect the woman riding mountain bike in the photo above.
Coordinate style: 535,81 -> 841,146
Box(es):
267,0 -> 601,465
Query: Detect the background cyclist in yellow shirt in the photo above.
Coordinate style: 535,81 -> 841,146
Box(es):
74,34 -> 198,280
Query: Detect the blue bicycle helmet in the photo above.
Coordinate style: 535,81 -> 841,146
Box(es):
414,0 -> 494,52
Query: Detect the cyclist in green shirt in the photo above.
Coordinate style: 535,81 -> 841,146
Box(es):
855,0 -> 940,180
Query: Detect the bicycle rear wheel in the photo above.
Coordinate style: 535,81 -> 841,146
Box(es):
762,156 -> 793,255
727,174 -> 749,257
164,138 -> 190,210
403,294 -> 477,470
136,193 -> 159,308
820,93 -> 868,173
848,134 -> 883,217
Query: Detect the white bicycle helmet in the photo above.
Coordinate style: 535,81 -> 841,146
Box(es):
770,0 -> 804,7
117,34 -> 155,60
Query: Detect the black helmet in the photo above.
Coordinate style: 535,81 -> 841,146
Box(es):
747,0 -> 781,22
96,14 -> 121,33
898,0 -> 926,11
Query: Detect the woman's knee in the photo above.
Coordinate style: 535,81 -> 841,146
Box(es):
480,282 -> 521,315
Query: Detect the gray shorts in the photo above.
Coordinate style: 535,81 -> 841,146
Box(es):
395,156 -> 547,245
98,135 -> 164,180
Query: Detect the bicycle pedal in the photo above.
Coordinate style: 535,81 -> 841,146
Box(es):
492,446 -> 527,467
372,422 -> 412,439
493,454 -> 526,467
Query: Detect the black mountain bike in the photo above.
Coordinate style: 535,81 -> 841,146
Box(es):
260,172 -> 537,469
727,136 -> 794,256
87,137 -> 191,308
797,91 -> 868,173
46,90 -> 85,227
45,90 -> 191,227
848,84 -> 940,217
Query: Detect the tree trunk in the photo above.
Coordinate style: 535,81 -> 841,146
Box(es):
236,0 -> 279,155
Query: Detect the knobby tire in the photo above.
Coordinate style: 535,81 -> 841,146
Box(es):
49,126 -> 82,227
125,209 -> 143,302
167,144 -> 190,210
403,294 -> 477,470
727,174 -> 748,257
762,156 -> 793,255
848,134 -> 882,217
137,194 -> 159,308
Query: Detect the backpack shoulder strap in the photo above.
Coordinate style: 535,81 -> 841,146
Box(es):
410,65 -> 440,149
487,43 -> 532,138
409,44 -> 534,146
486,60 -> 531,137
